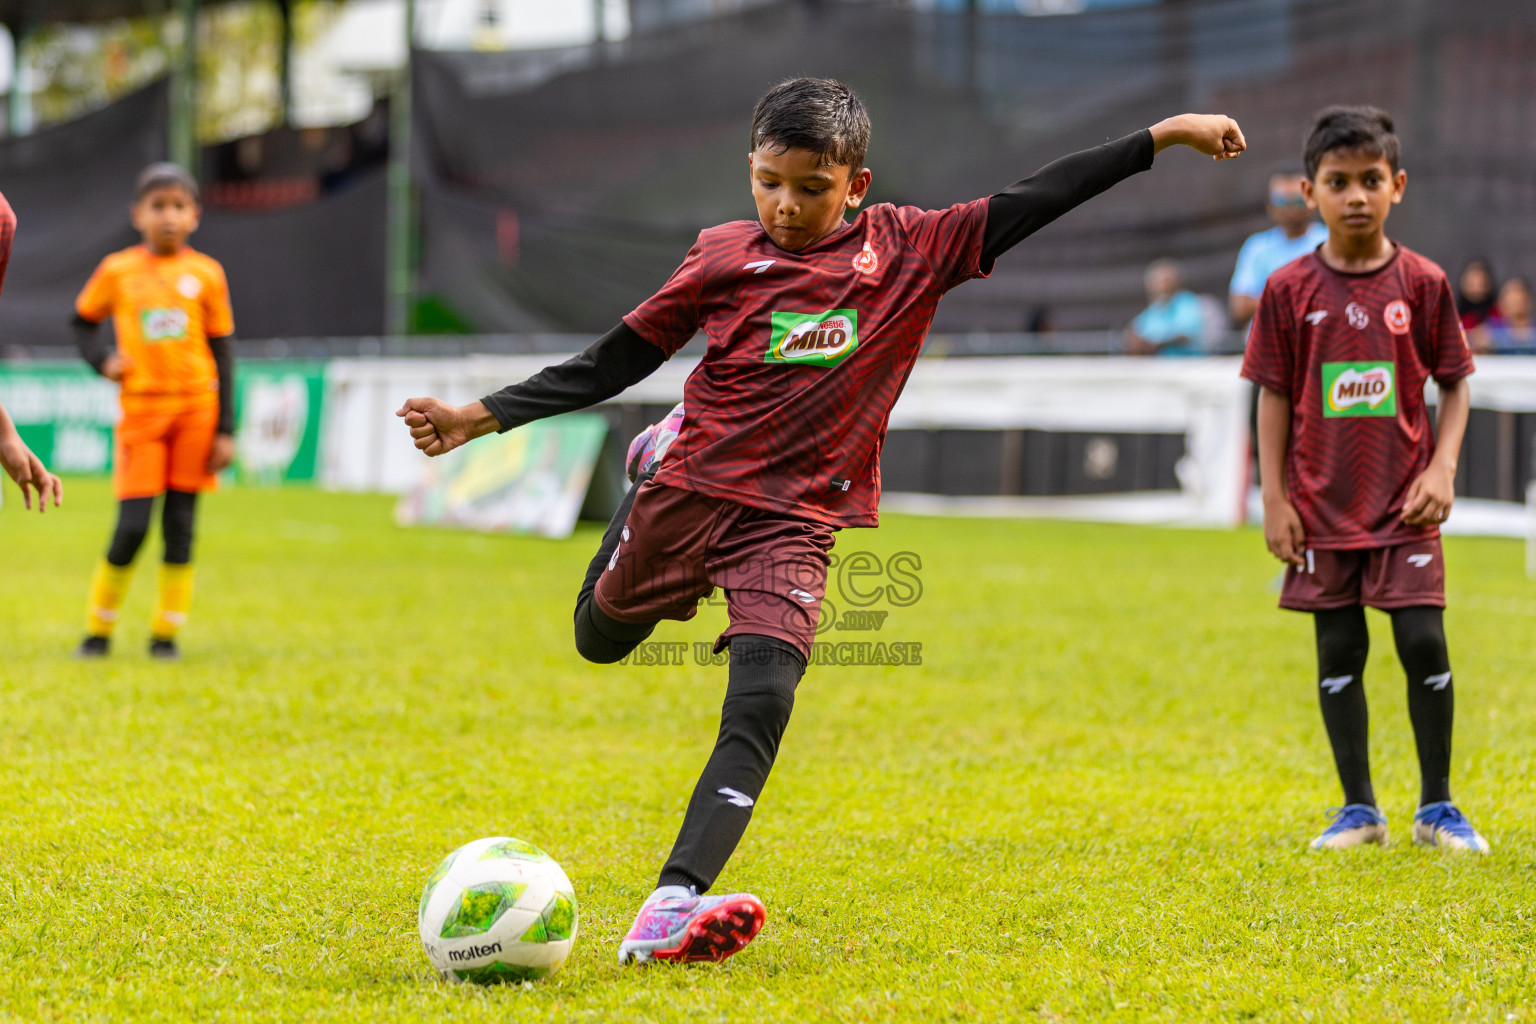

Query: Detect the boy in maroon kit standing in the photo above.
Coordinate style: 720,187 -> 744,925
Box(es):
1243,106 -> 1485,853
400,78 -> 1246,964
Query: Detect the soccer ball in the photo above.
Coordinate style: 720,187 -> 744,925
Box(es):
417,836 -> 579,983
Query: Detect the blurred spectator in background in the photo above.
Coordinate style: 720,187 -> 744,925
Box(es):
1473,276 -> 1536,354
1026,306 -> 1055,334
1126,259 -> 1205,356
1455,258 -> 1497,330
1228,169 -> 1328,327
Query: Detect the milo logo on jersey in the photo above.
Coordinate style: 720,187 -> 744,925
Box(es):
140,308 -> 190,342
1322,361 -> 1396,418
766,309 -> 859,368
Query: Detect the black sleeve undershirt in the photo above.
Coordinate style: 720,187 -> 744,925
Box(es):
475,130 -> 1152,430
981,128 -> 1155,272
73,314 -> 112,373
480,321 -> 667,433
209,334 -> 236,435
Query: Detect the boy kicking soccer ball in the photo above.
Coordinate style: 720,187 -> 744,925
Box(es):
74,163 -> 238,660
400,78 -> 1246,962
1243,106 -> 1485,853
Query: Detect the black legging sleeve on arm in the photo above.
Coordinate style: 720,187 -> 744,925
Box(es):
980,128 -> 1155,272
208,334 -> 236,435
74,314 -> 113,373
480,321 -> 668,434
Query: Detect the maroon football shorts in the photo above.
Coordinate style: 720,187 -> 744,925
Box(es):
593,479 -> 835,658
1279,537 -> 1446,611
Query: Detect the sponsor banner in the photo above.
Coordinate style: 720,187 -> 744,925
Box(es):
0,363 -> 119,474
0,360 -> 326,482
141,308 -> 189,342
395,413 -> 608,539
766,309 -> 859,368
1323,361 -> 1396,418
234,361 -> 327,484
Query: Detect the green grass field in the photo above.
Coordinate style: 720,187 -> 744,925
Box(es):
2,479 -> 1534,1022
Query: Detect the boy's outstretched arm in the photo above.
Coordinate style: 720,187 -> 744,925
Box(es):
398,322 -> 666,456
1257,385 -> 1304,566
1401,377 -> 1469,526
981,113 -> 1244,268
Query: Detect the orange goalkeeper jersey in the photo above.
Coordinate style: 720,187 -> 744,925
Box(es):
75,245 -> 234,407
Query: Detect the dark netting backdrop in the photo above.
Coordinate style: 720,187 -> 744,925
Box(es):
413,0 -> 1536,333
0,80 -> 385,347
197,171 -> 386,339
4,1 -> 1531,343
0,81 -> 164,350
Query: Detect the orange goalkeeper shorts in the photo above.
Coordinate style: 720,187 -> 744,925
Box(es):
113,398 -> 220,499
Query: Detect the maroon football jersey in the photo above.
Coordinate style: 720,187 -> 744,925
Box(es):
1241,245 -> 1473,549
624,201 -> 987,527
0,191 -> 13,298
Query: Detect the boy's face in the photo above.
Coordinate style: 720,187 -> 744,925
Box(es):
131,185 -> 200,255
1301,150 -> 1405,243
748,145 -> 871,252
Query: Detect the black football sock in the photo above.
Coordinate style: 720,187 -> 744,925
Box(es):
572,467 -> 657,664
657,635 -> 804,893
161,489 -> 198,564
1314,606 -> 1375,808
106,496 -> 155,566
1390,606 -> 1454,807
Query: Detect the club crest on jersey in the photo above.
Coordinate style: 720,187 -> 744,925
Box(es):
1384,299 -> 1411,335
140,308 -> 189,342
1323,361 -> 1396,418
766,309 -> 859,368
851,243 -> 879,276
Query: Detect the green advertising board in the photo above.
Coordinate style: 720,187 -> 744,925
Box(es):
232,361 -> 327,485
0,360 -> 326,484
0,363 -> 118,475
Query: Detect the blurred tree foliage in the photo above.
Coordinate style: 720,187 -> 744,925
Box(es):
23,0 -> 342,140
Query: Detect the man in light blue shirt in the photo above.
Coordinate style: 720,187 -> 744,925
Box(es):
1126,259 -> 1206,357
1229,169 -> 1328,326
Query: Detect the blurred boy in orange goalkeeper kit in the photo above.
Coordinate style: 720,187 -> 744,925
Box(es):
74,163 -> 237,660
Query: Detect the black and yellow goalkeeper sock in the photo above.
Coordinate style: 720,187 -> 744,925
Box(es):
151,563 -> 195,640
86,560 -> 136,637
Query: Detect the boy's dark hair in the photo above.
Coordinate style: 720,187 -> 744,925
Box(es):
135,162 -> 199,202
750,78 -> 870,171
1303,106 -> 1400,179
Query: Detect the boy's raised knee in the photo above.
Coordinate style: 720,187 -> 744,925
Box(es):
573,596 -> 655,664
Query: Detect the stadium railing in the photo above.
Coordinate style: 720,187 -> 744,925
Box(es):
3,339 -> 1531,539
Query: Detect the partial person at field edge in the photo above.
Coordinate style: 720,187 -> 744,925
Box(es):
0,189 -> 64,514
73,163 -> 238,661
1243,106 -> 1486,854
